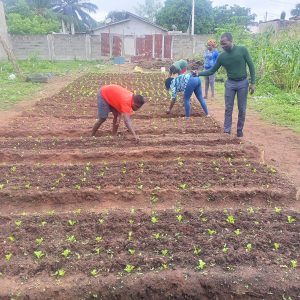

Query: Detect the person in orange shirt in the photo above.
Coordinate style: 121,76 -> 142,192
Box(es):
91,84 -> 145,142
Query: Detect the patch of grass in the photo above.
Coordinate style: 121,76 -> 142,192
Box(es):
214,82 -> 300,133
0,59 -> 111,110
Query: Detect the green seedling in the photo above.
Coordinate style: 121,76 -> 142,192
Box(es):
290,260 -> 297,269
176,214 -> 183,222
234,229 -> 241,235
222,244 -> 229,253
0,184 -> 4,190
8,235 -> 15,242
74,184 -> 81,190
207,229 -> 216,235
66,235 -> 76,243
121,167 -> 127,174
124,264 -> 135,273
74,208 -> 81,215
90,269 -> 98,277
161,249 -> 169,256
153,232 -> 161,240
128,249 -> 135,255
179,183 -> 188,190
55,269 -> 65,278
128,231 -> 133,241
137,184 -> 143,190
24,183 -> 31,189
95,236 -> 103,242
47,210 -> 55,216
62,249 -> 71,258
193,246 -> 201,255
274,207 -> 282,213
40,221 -> 47,227
34,250 -> 45,259
94,248 -> 102,255
150,194 -> 159,204
247,207 -> 255,214
15,220 -> 22,227
161,263 -> 169,269
197,259 -> 206,270
287,216 -> 296,224
68,219 -> 77,226
5,252 -> 13,261
10,166 -> 17,172
274,243 -> 280,250
98,218 -> 104,224
35,237 -> 44,245
151,216 -> 158,224
226,215 -> 235,224
245,243 -> 252,252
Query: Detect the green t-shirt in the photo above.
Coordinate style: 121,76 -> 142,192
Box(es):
173,59 -> 188,72
199,46 -> 255,84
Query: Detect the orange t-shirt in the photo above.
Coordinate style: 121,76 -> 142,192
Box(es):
100,85 -> 133,114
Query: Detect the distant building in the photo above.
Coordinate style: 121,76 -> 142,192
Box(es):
92,12 -> 168,36
259,17 -> 300,33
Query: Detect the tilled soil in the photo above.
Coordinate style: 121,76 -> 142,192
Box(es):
0,73 -> 299,299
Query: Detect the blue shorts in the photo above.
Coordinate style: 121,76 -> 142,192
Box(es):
97,91 -> 113,119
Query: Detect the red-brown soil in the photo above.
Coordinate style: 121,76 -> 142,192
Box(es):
0,73 -> 299,299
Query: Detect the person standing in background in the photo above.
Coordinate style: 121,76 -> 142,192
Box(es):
203,39 -> 219,100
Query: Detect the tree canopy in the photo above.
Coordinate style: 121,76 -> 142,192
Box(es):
291,3 -> 300,17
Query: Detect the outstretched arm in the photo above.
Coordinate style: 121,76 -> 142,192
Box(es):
198,57 -> 221,76
122,113 -> 139,143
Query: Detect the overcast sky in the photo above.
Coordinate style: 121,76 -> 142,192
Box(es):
90,0 -> 299,22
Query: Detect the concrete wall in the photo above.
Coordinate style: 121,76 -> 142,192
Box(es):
0,0 -> 9,59
94,18 -> 166,36
171,34 -> 210,59
1,32 -> 212,61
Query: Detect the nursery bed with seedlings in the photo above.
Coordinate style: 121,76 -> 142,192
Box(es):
0,73 -> 299,299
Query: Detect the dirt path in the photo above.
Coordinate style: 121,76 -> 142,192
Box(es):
206,96 -> 300,192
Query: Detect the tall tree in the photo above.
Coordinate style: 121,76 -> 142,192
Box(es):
213,4 -> 256,28
156,0 -> 214,34
134,0 -> 162,23
51,0 -> 98,33
291,3 -> 300,17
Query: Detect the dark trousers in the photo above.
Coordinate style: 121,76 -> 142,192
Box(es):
224,78 -> 249,133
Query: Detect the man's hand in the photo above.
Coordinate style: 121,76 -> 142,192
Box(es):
249,84 -> 255,94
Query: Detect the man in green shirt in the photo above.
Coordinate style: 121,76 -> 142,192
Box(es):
198,32 -> 255,137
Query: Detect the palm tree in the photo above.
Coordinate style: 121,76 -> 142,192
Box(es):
51,0 -> 98,34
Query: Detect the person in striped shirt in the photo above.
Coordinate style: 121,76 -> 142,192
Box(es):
165,71 -> 209,117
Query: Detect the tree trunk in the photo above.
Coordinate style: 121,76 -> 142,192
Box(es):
0,33 -> 24,78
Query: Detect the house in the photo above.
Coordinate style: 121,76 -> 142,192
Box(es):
258,17 -> 300,33
92,12 -> 168,36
